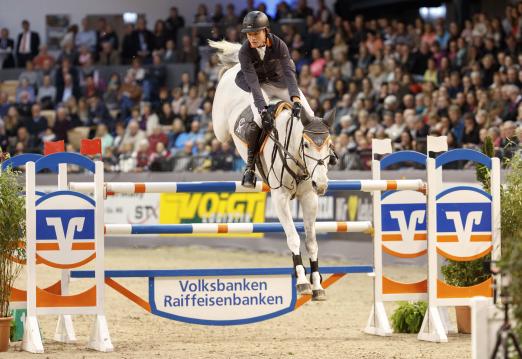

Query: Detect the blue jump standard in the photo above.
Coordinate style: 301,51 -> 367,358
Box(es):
71,266 -> 374,278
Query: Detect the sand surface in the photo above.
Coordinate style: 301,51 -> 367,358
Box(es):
7,246 -> 470,358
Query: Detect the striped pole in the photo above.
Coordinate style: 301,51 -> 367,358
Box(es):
104,221 -> 373,235
70,179 -> 425,195
71,265 -> 375,279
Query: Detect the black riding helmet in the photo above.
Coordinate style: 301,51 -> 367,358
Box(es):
241,11 -> 269,33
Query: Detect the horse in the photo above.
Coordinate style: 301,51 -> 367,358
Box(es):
209,40 -> 334,300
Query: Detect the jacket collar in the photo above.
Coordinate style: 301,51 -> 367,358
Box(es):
248,33 -> 273,60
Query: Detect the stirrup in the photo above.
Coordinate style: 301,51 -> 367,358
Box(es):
242,169 -> 257,188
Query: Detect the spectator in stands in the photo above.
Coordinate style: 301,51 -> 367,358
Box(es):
131,16 -> 154,63
212,141 -> 235,171
148,125 -> 168,154
98,21 -> 119,51
25,103 -> 48,141
167,118 -> 185,151
87,95 -> 113,131
140,102 -> 159,135
135,139 -> 150,171
16,20 -> 40,68
98,41 -> 119,65
159,102 -> 175,126
174,120 -> 203,150
32,45 -> 55,70
163,40 -> 176,63
149,141 -> 171,171
120,119 -> 146,153
222,4 -> 239,28
0,28 -> 15,68
194,4 -> 210,24
15,78 -> 35,103
176,35 -> 198,63
52,106 -> 71,142
120,24 -> 135,65
4,106 -> 20,139
95,123 -> 113,155
18,60 -> 38,88
165,6 -> 185,42
119,74 -> 142,118
172,140 -> 195,171
153,20 -> 169,52
147,53 -> 167,101
57,73 -> 80,103
118,142 -> 136,172
76,18 -> 97,53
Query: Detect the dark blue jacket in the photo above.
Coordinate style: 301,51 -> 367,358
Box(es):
235,33 -> 299,113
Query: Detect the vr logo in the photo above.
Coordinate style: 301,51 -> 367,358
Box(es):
35,193 -> 96,268
445,211 -> 482,243
389,210 -> 425,243
45,217 -> 85,251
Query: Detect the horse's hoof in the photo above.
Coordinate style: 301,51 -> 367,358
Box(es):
312,289 -> 327,301
297,283 -> 312,295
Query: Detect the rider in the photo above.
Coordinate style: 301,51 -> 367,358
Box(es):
236,10 -> 320,188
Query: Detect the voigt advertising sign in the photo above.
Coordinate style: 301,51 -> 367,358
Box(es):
150,272 -> 295,325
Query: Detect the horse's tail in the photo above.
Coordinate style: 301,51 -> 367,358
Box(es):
208,40 -> 241,79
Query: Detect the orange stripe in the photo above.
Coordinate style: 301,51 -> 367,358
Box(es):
386,180 -> 397,190
382,233 -> 427,241
37,285 -> 96,307
382,246 -> 427,258
383,276 -> 427,294
36,243 -> 59,250
437,278 -> 492,298
10,281 -> 62,303
294,273 -> 346,310
107,191 -> 115,196
217,224 -> 228,233
72,242 -> 96,250
470,235 -> 492,242
262,183 -> 270,192
437,247 -> 492,262
106,278 -> 151,312
36,242 -> 95,251
35,253 -> 96,269
134,184 -> 146,193
438,235 -> 492,242
336,222 -> 348,232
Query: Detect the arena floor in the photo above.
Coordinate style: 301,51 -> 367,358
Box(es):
8,246 -> 470,358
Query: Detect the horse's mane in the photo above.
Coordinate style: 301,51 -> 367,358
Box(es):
208,40 -> 242,80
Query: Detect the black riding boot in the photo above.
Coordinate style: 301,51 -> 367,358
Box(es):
242,122 -> 262,188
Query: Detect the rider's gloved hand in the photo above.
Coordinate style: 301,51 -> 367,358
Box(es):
292,100 -> 302,118
261,108 -> 273,131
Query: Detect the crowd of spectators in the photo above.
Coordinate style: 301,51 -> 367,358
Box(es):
1,0 -> 522,172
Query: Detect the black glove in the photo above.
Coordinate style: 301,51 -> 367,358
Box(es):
292,101 -> 302,118
260,108 -> 273,131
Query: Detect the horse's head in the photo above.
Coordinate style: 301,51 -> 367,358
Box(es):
300,109 -> 335,196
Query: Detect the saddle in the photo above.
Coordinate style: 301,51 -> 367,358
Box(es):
233,101 -> 292,149
233,101 -> 293,187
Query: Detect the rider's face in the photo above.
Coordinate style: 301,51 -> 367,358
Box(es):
247,30 -> 267,48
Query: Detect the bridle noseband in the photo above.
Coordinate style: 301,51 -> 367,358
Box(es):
266,111 -> 331,192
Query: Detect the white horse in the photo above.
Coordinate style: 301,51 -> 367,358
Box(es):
210,40 -> 334,300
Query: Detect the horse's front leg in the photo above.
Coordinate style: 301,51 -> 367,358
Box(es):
271,189 -> 312,295
299,187 -> 326,301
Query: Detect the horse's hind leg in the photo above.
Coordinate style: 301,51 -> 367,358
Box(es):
271,189 -> 312,295
300,189 -> 326,301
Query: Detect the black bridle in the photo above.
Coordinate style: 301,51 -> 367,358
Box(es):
263,111 -> 330,193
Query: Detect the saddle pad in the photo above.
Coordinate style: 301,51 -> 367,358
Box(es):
234,105 -> 255,143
